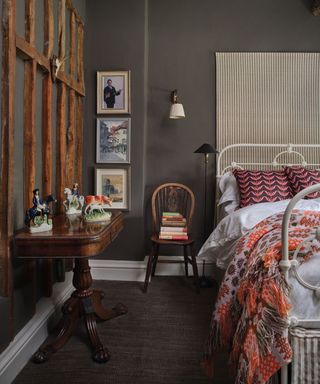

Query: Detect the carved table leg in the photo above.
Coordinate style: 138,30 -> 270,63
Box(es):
84,312 -> 110,363
33,257 -> 127,363
92,290 -> 128,321
33,297 -> 80,363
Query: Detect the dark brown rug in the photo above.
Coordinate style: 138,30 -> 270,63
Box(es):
14,277 -> 233,384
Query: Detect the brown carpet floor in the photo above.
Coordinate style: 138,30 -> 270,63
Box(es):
14,277 -> 234,384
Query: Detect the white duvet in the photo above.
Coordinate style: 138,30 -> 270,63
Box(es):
198,198 -> 320,269
198,198 -> 320,320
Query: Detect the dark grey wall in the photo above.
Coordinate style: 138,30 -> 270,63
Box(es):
84,0 -> 320,260
83,0 -> 147,260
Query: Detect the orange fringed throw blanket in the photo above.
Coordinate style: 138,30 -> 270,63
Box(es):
203,210 -> 320,384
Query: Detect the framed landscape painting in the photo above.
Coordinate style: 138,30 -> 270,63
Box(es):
97,70 -> 130,114
96,118 -> 130,163
95,167 -> 130,210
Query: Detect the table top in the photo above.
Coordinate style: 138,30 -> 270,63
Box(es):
14,211 -> 123,259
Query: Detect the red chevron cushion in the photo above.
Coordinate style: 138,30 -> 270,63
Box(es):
233,169 -> 293,208
284,166 -> 320,199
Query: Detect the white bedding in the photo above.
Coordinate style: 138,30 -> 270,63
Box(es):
198,198 -> 320,320
198,198 -> 320,269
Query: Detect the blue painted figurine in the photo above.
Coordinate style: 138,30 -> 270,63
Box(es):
25,189 -> 56,232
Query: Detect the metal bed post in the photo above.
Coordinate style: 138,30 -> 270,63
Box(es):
280,183 -> 320,384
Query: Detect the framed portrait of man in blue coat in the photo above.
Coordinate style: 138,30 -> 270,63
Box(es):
97,70 -> 130,114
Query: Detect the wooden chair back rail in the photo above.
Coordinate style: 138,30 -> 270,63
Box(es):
144,183 -> 199,293
151,183 -> 195,233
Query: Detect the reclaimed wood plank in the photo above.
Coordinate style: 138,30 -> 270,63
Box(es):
24,0 -> 37,311
42,0 -> 54,297
16,35 -> 85,96
77,23 -> 84,88
75,96 -> 83,189
66,0 -> 84,27
24,0 -> 36,211
0,0 -> 16,304
66,90 -> 76,188
25,0 -> 35,44
16,35 -> 50,72
58,0 -> 66,71
65,11 -> 76,188
23,62 -> 36,213
56,83 -> 67,213
42,0 -> 54,197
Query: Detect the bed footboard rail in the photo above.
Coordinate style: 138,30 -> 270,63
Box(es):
281,183 -> 320,281
281,183 -> 320,384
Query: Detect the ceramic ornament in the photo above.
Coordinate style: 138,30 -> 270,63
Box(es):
63,183 -> 85,215
24,188 -> 56,233
83,195 -> 112,222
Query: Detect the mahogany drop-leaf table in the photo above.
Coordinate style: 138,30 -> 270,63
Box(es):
14,211 -> 127,364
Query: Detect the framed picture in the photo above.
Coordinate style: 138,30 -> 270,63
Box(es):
95,167 -> 130,210
97,71 -> 130,114
96,118 -> 130,163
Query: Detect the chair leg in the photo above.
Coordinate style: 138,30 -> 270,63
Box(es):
183,245 -> 189,277
189,243 -> 200,294
151,243 -> 159,276
143,243 -> 156,293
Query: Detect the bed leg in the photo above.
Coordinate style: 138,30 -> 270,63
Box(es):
281,365 -> 288,384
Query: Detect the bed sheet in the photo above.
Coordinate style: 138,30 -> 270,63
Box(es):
289,251 -> 320,319
198,198 -> 320,269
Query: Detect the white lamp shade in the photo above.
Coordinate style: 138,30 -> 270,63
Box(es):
169,103 -> 185,119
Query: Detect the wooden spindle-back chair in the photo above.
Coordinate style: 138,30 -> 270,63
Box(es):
143,183 -> 199,293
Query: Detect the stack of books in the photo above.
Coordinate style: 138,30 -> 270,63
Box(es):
159,212 -> 188,240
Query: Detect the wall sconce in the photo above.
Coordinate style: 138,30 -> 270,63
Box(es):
169,89 -> 185,119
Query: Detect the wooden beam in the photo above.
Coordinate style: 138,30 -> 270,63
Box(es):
23,74 -> 36,208
25,0 -> 35,45
43,0 -> 54,58
75,96 -> 84,189
23,0 -> 37,312
16,35 -> 50,72
42,0 -> 54,297
56,83 -> 67,213
57,71 -> 85,96
16,35 -> 85,96
42,0 -> 54,197
0,0 -> 16,299
66,0 -> 84,27
58,0 -> 66,71
77,23 -> 84,88
65,11 -> 76,187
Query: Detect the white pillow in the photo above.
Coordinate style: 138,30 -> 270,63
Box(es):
218,171 -> 240,208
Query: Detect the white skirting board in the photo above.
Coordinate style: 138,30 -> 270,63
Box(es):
0,273 -> 74,384
0,256 -> 219,383
89,256 -> 218,282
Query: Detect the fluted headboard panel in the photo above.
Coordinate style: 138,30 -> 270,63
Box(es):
216,52 -> 320,173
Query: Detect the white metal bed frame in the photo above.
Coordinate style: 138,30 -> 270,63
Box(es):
215,143 -> 320,384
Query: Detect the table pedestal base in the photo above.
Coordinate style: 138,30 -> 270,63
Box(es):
33,258 -> 127,364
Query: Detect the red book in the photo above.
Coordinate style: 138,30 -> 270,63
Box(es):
160,226 -> 188,233
159,234 -> 188,240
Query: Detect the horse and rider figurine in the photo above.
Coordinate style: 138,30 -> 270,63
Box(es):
25,189 -> 56,233
63,183 -> 85,215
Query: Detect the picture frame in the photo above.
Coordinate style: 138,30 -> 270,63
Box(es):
96,117 -> 130,164
95,167 -> 130,210
97,71 -> 130,114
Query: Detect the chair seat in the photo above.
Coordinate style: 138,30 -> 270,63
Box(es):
151,234 -> 194,246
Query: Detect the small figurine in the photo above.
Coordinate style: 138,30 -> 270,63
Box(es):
72,182 -> 80,199
63,183 -> 84,215
83,195 -> 112,222
25,189 -> 56,233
